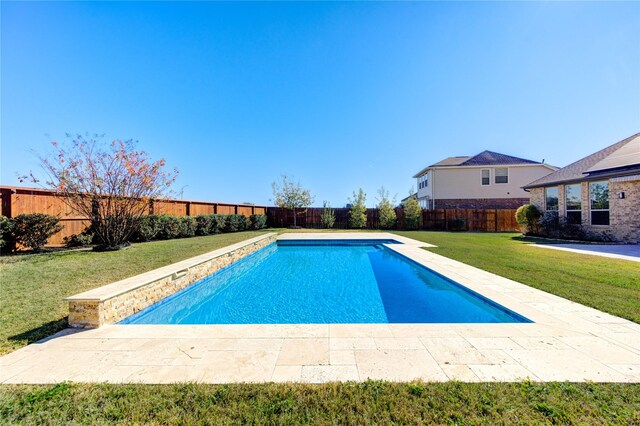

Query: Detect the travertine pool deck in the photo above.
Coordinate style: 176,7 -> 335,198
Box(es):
1,233 -> 638,384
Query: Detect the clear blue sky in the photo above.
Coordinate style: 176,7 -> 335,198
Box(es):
2,1 -> 639,207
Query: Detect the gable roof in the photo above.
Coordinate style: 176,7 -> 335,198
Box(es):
461,150 -> 541,166
413,150 -> 546,178
523,133 -> 640,189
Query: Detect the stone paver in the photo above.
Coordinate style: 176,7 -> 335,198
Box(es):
1,232 -> 639,383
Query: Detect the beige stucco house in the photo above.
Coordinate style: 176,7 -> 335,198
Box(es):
523,133 -> 640,243
413,151 -> 557,209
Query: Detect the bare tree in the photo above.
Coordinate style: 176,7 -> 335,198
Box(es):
22,134 -> 178,250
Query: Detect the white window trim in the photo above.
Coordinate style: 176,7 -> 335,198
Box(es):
544,186 -> 559,211
481,169 -> 491,186
589,181 -> 610,227
564,184 -> 582,224
494,167 -> 509,184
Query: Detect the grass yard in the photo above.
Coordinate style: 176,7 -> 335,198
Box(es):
1,381 -> 639,424
0,231 -> 269,355
393,231 -> 640,324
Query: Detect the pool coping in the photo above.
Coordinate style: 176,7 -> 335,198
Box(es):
64,232 -> 277,327
2,232 -> 639,384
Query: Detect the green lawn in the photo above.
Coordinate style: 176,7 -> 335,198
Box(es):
1,381 -> 639,424
393,231 -> 640,324
0,231 -> 269,355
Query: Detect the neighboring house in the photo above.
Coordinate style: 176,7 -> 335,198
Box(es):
523,132 -> 640,244
413,151 -> 557,209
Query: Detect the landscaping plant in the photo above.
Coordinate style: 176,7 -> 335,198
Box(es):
376,187 -> 397,229
402,194 -> 421,230
0,215 -> 16,253
11,213 -> 63,251
515,204 -> 541,235
320,201 -> 336,229
21,134 -> 178,250
249,214 -> 267,230
271,174 -> 314,228
348,189 -> 368,229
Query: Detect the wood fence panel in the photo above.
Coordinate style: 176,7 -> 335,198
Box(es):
1,186 -> 268,247
237,206 -> 253,216
189,203 -> 215,216
267,207 -> 518,232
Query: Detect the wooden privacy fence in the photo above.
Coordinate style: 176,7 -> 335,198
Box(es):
266,207 -> 520,232
0,186 -> 267,246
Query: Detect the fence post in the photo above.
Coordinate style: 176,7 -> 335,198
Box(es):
186,202 -> 191,217
0,188 -> 12,217
494,209 -> 498,232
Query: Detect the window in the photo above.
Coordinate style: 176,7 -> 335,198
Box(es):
545,187 -> 559,211
590,181 -> 609,225
495,168 -> 508,184
565,184 -> 581,224
481,169 -> 490,185
418,174 -> 428,189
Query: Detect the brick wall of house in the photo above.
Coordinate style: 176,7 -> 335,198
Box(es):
528,179 -> 639,243
434,198 -> 529,209
607,180 -> 639,243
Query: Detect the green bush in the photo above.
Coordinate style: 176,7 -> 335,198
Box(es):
226,215 -> 240,232
320,202 -> 335,229
0,215 -> 16,253
212,215 -> 227,234
402,196 -> 422,230
178,217 -> 197,238
238,215 -> 249,231
249,214 -> 267,230
377,188 -> 397,230
348,189 -> 367,229
131,215 -> 160,242
195,215 -> 215,236
515,204 -> 541,235
226,215 -> 247,232
154,215 -> 182,240
63,232 -> 94,248
12,213 -> 63,251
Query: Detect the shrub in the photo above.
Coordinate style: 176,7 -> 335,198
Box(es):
377,187 -> 397,230
320,201 -> 335,229
195,215 -> 218,236
131,215 -> 160,242
154,215 -> 182,240
249,214 -> 267,230
348,189 -> 367,229
237,215 -> 249,231
64,232 -> 94,248
212,215 -> 227,234
12,213 -> 63,251
402,196 -> 421,230
226,215 -> 241,232
515,204 -> 541,235
178,217 -> 197,238
0,215 -> 16,253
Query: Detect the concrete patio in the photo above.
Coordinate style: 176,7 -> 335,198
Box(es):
1,233 -> 638,384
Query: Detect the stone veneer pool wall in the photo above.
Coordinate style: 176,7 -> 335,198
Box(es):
66,233 -> 276,328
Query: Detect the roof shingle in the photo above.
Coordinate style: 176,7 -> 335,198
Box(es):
523,133 -> 640,189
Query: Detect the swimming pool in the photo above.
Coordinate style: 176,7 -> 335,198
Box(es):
121,240 -> 530,324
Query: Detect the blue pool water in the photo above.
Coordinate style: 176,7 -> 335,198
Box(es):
121,241 -> 530,324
